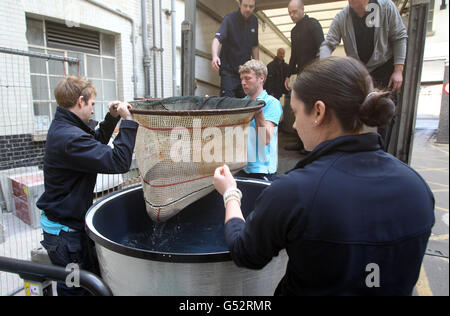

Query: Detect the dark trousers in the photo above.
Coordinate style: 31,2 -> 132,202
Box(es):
220,70 -> 245,98
234,170 -> 277,182
268,92 -> 282,100
41,230 -> 100,296
370,59 -> 398,151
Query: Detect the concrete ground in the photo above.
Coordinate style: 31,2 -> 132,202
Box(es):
276,119 -> 449,296
410,120 -> 449,297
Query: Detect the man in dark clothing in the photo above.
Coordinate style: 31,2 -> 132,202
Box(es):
284,0 -> 324,153
264,48 -> 290,100
37,77 -> 138,295
212,0 -> 259,98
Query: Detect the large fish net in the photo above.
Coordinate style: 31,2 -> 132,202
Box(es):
130,96 -> 264,222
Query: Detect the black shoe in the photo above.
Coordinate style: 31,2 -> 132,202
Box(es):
284,143 -> 302,151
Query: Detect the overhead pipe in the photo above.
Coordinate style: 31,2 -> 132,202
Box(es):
85,0 -> 138,99
141,0 -> 152,98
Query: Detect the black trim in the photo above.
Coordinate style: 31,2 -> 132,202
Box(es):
85,185 -> 232,264
86,226 -> 232,264
86,180 -> 271,264
130,104 -> 264,116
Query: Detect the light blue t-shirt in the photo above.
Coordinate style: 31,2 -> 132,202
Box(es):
40,211 -> 70,235
244,90 -> 283,174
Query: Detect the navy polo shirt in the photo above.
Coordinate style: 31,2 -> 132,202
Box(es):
215,10 -> 258,74
225,133 -> 435,296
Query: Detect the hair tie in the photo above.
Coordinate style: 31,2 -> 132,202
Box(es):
362,91 -> 380,105
366,91 -> 378,99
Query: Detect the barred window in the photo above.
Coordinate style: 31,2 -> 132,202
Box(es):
26,18 -> 117,132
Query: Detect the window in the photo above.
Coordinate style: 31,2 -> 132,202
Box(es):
427,0 -> 436,35
26,18 -> 117,131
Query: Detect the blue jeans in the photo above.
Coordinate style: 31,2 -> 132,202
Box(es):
41,230 -> 100,296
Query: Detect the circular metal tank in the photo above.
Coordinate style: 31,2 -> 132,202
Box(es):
86,179 -> 288,296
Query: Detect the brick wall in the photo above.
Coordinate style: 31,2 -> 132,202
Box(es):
0,135 -> 46,171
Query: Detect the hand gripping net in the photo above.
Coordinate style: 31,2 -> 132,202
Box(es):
130,96 -> 264,222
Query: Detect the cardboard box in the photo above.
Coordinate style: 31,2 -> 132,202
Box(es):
9,171 -> 44,229
0,167 -> 40,213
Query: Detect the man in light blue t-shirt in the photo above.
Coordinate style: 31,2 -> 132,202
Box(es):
235,59 -> 283,181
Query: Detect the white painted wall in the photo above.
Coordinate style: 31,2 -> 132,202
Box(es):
422,1 -> 449,83
420,1 -> 449,118
424,0 -> 449,62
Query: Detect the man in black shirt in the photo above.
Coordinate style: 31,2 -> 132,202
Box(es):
284,0 -> 324,153
212,0 -> 259,98
264,48 -> 290,100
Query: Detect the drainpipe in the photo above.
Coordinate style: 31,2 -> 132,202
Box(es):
159,0 -> 164,98
141,0 -> 152,98
152,0 -> 158,97
182,0 -> 196,96
163,0 -> 177,96
171,0 -> 177,96
85,0 -> 138,99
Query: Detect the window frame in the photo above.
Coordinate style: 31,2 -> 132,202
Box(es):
26,18 -> 118,135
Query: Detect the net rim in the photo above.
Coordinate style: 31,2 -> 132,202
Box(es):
130,104 -> 264,116
129,97 -> 265,116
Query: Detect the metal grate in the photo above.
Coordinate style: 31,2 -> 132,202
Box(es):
46,21 -> 100,54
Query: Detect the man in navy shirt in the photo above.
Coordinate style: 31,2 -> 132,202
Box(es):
212,0 -> 259,98
37,77 -> 138,295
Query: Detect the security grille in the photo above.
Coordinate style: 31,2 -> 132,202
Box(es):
46,21 -> 100,54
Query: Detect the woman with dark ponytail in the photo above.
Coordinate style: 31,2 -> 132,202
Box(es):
213,57 -> 435,296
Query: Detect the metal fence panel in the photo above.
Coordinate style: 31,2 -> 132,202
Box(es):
0,47 -> 139,296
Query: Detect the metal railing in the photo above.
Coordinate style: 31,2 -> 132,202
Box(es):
0,256 -> 113,296
0,47 -> 79,64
